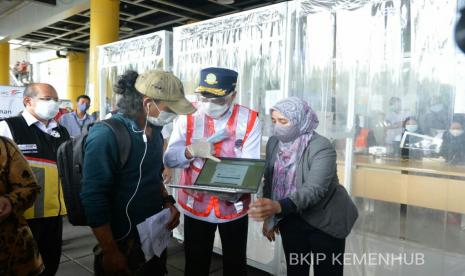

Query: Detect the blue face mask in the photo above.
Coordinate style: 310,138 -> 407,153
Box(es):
272,124 -> 300,143
78,102 -> 89,112
430,104 -> 443,113
405,124 -> 418,132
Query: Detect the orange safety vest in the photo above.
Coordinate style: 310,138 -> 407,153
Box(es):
177,104 -> 258,221
355,128 -> 370,150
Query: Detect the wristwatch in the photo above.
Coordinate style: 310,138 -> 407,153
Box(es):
163,195 -> 176,205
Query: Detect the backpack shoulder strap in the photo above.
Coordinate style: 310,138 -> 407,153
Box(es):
100,118 -> 132,169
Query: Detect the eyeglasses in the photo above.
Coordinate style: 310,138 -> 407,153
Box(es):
37,97 -> 59,102
196,94 -> 231,105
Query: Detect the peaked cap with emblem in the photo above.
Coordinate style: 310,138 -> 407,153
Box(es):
135,70 -> 196,115
195,67 -> 238,98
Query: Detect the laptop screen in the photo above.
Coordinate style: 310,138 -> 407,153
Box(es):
195,158 -> 266,191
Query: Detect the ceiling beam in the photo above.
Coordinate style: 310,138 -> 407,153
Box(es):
147,0 -> 214,18
77,12 -> 157,28
119,17 -> 186,39
0,0 -> 89,42
120,0 -> 199,21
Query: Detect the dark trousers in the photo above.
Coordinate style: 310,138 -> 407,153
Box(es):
27,216 -> 63,276
94,236 -> 167,276
279,215 -> 346,276
184,215 -> 248,276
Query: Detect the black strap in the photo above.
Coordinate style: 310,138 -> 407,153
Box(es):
72,112 -> 89,134
100,118 -> 132,169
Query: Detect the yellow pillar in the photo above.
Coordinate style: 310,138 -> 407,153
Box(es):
88,0 -> 119,113
0,42 -> 10,85
67,52 -> 87,108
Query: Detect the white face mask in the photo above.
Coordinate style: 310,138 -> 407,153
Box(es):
147,101 -> 177,126
450,129 -> 464,137
35,99 -> 59,120
147,111 -> 177,126
201,102 -> 230,119
405,124 -> 418,133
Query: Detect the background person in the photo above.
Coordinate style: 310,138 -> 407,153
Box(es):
399,116 -> 423,160
248,97 -> 358,276
59,95 -> 95,138
440,114 -> 465,165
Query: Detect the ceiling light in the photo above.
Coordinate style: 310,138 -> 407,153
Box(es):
120,25 -> 133,32
9,39 -> 22,44
213,0 -> 235,4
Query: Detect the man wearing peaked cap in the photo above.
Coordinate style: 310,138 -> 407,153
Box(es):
81,70 -> 195,275
136,70 -> 196,115
164,67 -> 262,276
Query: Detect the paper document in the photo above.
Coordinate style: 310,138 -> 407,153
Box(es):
137,208 -> 172,261
211,164 -> 248,185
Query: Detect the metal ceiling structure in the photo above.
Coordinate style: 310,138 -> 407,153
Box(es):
5,0 -> 287,52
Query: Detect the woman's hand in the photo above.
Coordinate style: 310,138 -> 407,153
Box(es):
248,198 -> 281,221
262,222 -> 280,242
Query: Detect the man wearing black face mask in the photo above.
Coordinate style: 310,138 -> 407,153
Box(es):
0,83 -> 70,276
59,95 -> 95,138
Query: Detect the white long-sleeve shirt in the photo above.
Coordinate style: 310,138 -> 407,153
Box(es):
164,105 -> 262,168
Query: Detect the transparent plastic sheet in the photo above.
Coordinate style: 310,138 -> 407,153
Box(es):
300,0 -> 372,13
292,1 -> 465,275
173,3 -> 289,273
98,31 -> 172,115
287,9 -> 335,135
174,3 -> 287,138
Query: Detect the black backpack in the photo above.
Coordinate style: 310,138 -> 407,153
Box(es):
57,118 -> 131,226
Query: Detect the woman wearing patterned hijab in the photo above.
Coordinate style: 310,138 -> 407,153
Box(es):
249,97 -> 358,276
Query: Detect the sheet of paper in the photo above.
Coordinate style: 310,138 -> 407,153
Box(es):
211,163 -> 248,186
137,208 -> 172,261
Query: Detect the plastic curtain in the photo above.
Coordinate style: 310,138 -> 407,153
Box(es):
98,31 -> 171,114
291,1 -> 465,276
174,3 -> 287,138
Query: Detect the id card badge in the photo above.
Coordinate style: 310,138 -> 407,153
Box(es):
234,201 -> 243,213
187,195 -> 195,209
18,144 -> 38,154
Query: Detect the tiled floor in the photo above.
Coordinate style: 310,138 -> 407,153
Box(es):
57,220 -> 270,275
58,207 -> 465,276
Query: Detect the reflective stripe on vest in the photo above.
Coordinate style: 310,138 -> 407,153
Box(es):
23,157 -> 67,219
178,104 -> 258,219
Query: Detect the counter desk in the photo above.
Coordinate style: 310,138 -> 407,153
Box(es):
338,155 -> 465,213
